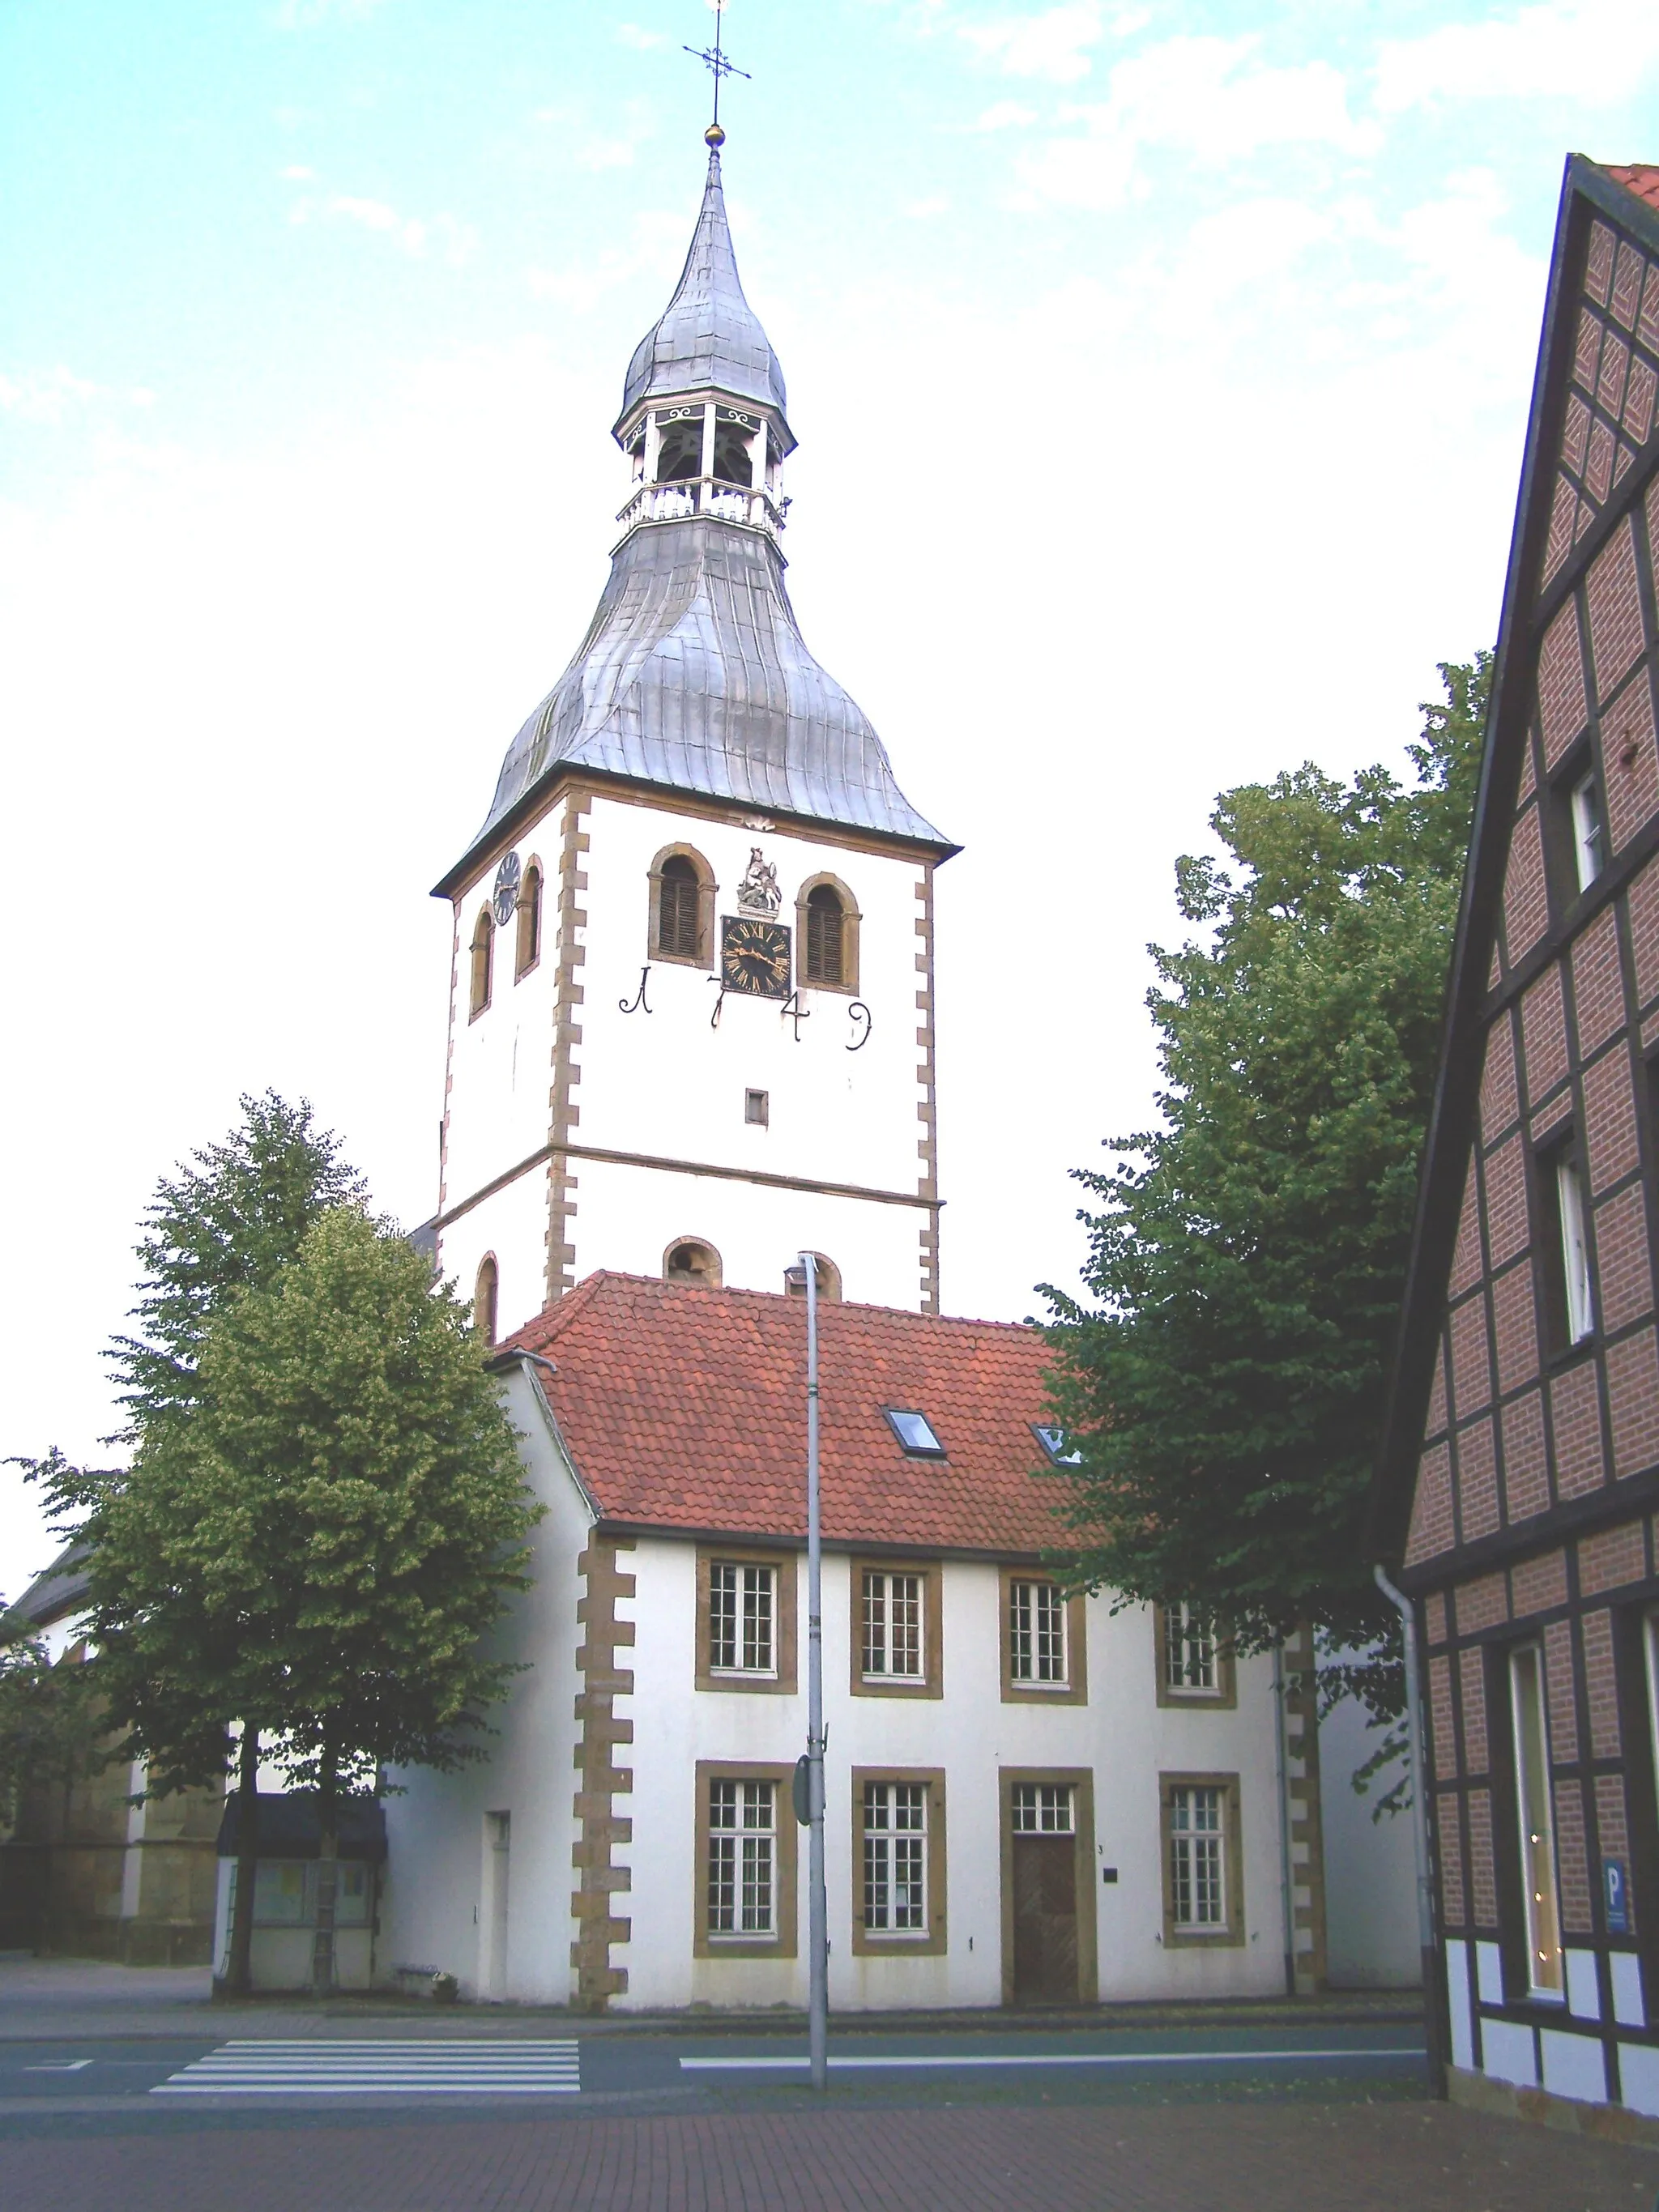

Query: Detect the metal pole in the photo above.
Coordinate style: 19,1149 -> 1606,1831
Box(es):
802,1253 -> 829,2091
1374,1562 -> 1447,2098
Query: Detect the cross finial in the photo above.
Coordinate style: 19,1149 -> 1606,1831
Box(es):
684,0 -> 749,146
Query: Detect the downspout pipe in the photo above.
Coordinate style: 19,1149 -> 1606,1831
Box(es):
1374,1562 -> 1448,2099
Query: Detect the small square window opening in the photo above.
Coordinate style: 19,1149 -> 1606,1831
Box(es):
885,1408 -> 945,1457
1032,1423 -> 1081,1465
744,1089 -> 769,1127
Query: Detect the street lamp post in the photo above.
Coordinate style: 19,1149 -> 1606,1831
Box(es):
800,1251 -> 830,2091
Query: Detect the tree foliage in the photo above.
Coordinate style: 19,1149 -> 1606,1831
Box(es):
0,1613 -> 97,1833
1042,658 -> 1487,1734
109,1089 -> 365,1434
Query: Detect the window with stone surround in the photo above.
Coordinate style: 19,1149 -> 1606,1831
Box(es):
648,845 -> 714,966
1159,1773 -> 1244,1947
514,859 -> 542,978
853,1769 -> 946,1954
468,906 -> 493,1017
693,1760 -> 798,1958
695,1549 -> 797,1694
1000,1569 -> 1088,1703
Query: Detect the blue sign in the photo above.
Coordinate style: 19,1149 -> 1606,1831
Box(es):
1605,1858 -> 1630,1936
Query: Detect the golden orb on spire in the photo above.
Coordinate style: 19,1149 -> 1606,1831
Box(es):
705,121 -> 726,147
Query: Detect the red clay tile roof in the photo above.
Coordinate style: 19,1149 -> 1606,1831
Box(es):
501,1272 -> 1070,1557
1602,164 -> 1659,214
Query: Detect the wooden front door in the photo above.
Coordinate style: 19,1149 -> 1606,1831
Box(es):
1011,1834 -> 1078,2004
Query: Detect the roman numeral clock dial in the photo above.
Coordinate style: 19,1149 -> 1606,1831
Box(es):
719,916 -> 791,999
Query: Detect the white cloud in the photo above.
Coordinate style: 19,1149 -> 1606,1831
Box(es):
0,367 -> 101,424
973,99 -> 1038,130
906,193 -> 952,217
616,22 -> 667,48
959,2 -> 1103,83
1015,35 -> 1380,210
273,0 -> 385,27
281,164 -> 317,181
1376,0 -> 1659,111
533,98 -> 656,173
288,190 -> 476,264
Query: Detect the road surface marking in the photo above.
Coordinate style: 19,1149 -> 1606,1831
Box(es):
151,2039 -> 581,2096
679,2044 -> 1426,2073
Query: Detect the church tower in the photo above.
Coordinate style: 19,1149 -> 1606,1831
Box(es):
432,136 -> 955,1340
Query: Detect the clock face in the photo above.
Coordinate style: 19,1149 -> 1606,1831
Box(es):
493,850 -> 522,928
720,916 -> 791,1000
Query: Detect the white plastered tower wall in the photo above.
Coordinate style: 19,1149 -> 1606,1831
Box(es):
436,789 -> 938,1333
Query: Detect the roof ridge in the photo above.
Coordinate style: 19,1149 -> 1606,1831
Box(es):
539,1268 -> 1042,1336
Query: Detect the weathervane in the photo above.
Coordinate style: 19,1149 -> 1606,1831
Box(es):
684,0 -> 749,146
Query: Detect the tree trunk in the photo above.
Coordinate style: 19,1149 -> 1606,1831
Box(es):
219,1728 -> 260,2001
309,1735 -> 339,1997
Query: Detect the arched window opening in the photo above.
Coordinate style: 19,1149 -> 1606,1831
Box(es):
516,861 -> 543,979
786,1254 -> 842,1304
805,884 -> 845,987
474,1255 -> 499,1348
665,1238 -> 722,1289
712,424 -> 753,485
657,421 -> 702,482
469,907 -> 494,1017
799,876 -> 859,994
650,846 -> 713,965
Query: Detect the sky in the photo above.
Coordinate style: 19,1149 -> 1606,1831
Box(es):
3,0 -> 1657,1599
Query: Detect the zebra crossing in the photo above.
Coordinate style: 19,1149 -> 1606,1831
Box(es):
151,2039 -> 582,2096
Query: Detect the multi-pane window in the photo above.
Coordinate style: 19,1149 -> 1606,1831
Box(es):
1556,1151 -> 1594,1345
1168,1786 -> 1226,1929
1571,767 -> 1605,892
1164,1602 -> 1218,1693
863,1571 -> 923,1681
863,1782 -> 928,1934
1011,1782 -> 1074,1834
1009,1579 -> 1068,1686
707,1779 -> 776,1938
709,1562 -> 776,1676
1510,1646 -> 1564,1998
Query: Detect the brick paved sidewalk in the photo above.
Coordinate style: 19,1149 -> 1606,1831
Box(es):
5,2103 -> 1657,2212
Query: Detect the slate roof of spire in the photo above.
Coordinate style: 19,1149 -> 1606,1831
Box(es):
437,150 -> 953,889
620,151 -> 787,420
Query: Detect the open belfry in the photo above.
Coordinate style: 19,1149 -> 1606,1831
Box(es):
431,127 -> 954,1338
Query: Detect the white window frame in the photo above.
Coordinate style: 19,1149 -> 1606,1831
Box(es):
1556,1151 -> 1594,1345
709,1561 -> 777,1678
862,1570 -> 923,1681
1571,767 -> 1605,893
1164,1601 -> 1218,1694
1011,1782 -> 1075,1835
1167,1784 -> 1227,1931
1510,1643 -> 1564,2000
707,1778 -> 778,1940
862,1781 -> 928,1937
1009,1577 -> 1069,1688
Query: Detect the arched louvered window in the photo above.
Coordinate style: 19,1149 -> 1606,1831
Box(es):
469,908 -> 493,1017
664,1238 -> 722,1288
798,876 -> 859,994
650,847 -> 714,965
516,861 -> 543,978
786,1253 -> 842,1304
474,1255 -> 499,1348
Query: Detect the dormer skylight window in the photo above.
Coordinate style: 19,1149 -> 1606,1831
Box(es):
885,1408 -> 945,1459
1032,1424 -> 1081,1467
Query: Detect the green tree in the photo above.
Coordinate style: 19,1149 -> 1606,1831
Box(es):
89,1206 -> 540,1990
1042,658 -> 1487,1761
0,1610 -> 97,1835
21,1093 -> 366,1993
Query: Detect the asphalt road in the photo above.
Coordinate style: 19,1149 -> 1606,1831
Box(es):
0,2019 -> 1428,2123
